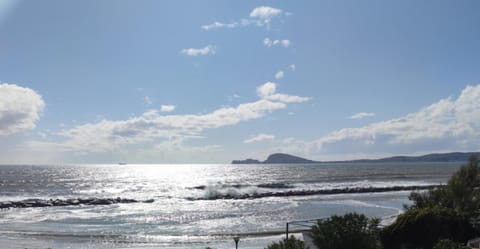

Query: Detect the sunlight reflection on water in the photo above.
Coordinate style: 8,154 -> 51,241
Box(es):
0,163 -> 460,248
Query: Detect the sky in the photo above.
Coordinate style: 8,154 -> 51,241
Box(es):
0,0 -> 480,164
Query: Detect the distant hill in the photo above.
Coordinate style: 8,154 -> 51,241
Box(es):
345,152 -> 480,163
264,153 -> 315,164
231,152 -> 479,164
232,153 -> 316,164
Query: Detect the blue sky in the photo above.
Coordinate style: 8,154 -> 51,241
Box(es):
1,0 -> 480,163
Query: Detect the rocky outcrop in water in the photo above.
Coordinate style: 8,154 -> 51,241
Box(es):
188,182 -> 294,190
0,197 -> 154,209
187,185 -> 442,201
231,158 -> 261,164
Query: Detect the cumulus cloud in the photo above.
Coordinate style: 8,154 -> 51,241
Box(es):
257,82 -> 310,103
257,82 -> 277,97
160,105 -> 175,112
29,83 -> 309,153
0,83 -> 45,136
309,85 -> 480,157
244,133 -> 275,143
348,112 -> 376,119
180,45 -> 215,56
202,6 -> 284,30
249,6 -> 283,20
263,38 -> 291,48
275,71 -> 284,79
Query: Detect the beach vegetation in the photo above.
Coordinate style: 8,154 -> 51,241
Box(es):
408,156 -> 480,216
381,207 -> 476,249
265,235 -> 309,249
310,213 -> 381,249
383,155 -> 480,249
433,239 -> 469,249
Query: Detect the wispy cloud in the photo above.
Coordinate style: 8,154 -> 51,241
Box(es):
180,45 -> 215,56
24,83 -> 309,153
289,64 -> 296,71
283,84 -> 480,159
263,38 -> 291,48
348,112 -> 376,119
275,71 -> 284,79
201,6 -> 285,31
201,21 -> 240,30
244,133 -> 275,143
160,105 -> 175,112
0,83 -> 45,136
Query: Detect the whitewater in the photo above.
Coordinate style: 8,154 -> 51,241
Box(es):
0,162 -> 460,249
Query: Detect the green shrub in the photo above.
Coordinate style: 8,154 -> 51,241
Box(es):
433,239 -> 469,249
408,155 -> 480,216
265,235 -> 309,249
310,213 -> 381,249
382,207 -> 476,249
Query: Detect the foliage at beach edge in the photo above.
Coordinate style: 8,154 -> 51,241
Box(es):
265,235 -> 309,249
266,156 -> 480,249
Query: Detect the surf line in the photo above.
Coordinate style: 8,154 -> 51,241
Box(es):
187,184 -> 442,201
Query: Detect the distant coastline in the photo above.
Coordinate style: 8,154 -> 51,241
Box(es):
232,152 -> 480,164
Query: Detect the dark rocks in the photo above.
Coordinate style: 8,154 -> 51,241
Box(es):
187,185 -> 443,201
0,197 -> 152,209
257,183 -> 294,189
231,158 -> 261,164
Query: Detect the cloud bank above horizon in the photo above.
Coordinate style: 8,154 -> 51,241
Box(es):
267,84 -> 480,160
16,82 -> 309,157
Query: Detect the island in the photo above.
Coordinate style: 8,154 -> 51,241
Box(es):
232,152 -> 480,164
232,153 -> 316,164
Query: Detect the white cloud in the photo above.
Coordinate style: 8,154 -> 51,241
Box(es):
307,84 -> 480,157
201,21 -> 239,30
0,83 -> 45,136
202,6 -> 284,31
263,38 -> 291,48
249,6 -> 283,20
279,40 -> 291,47
26,83 -> 309,153
257,82 -> 310,103
348,112 -> 376,119
289,64 -> 296,71
160,105 -> 175,112
244,133 -> 275,143
263,38 -> 273,47
257,82 -> 277,97
266,94 -> 310,103
180,45 -> 215,56
275,71 -> 284,79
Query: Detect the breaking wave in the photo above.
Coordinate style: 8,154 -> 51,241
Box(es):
187,184 -> 441,201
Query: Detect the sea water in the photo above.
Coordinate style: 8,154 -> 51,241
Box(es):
0,163 -> 461,249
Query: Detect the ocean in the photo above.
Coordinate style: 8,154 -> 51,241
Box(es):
0,162 -> 461,249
